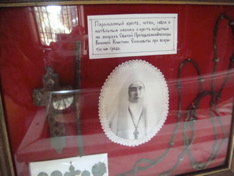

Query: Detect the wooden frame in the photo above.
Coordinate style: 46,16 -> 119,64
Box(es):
0,93 -> 15,176
0,1 -> 233,176
0,0 -> 233,7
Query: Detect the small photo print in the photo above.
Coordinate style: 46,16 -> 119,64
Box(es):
29,153 -> 108,176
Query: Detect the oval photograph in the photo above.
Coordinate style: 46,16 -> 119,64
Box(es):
99,60 -> 169,146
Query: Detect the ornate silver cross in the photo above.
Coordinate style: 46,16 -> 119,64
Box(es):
33,66 -> 72,153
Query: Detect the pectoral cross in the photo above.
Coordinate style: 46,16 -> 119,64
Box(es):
33,42 -> 84,155
33,66 -> 71,154
133,128 -> 139,139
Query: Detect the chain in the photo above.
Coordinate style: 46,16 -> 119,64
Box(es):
128,107 -> 144,139
43,48 -> 52,69
119,13 -> 234,176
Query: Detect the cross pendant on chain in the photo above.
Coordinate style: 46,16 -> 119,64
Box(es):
133,128 -> 139,139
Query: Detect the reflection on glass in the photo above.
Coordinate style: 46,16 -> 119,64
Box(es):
34,6 -> 78,45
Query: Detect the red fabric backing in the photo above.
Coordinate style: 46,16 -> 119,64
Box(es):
0,4 -> 234,176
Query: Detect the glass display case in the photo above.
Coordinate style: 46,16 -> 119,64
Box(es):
0,1 -> 234,176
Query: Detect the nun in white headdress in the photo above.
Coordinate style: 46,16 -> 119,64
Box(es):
107,74 -> 158,140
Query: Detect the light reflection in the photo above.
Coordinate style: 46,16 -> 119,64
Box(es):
34,6 -> 78,45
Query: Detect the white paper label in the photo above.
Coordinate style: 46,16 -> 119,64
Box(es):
29,153 -> 108,176
88,14 -> 177,59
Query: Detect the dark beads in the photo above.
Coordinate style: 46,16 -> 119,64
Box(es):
176,83 -> 182,89
229,21 -> 234,26
213,57 -> 220,63
230,55 -> 234,63
177,112 -> 182,118
199,78 -> 205,82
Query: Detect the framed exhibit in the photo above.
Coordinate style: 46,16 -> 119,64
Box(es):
0,0 -> 234,176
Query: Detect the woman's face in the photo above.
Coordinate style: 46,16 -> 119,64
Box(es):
128,81 -> 145,103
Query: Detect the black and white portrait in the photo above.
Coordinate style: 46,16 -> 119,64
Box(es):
99,60 -> 169,146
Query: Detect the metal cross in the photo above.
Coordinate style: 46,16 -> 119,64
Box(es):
33,66 -> 71,153
133,128 -> 139,139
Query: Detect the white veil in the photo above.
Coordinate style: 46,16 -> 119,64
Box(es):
107,72 -> 159,139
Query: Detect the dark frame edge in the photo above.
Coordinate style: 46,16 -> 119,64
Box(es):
0,0 -> 234,7
0,93 -> 15,176
227,98 -> 234,174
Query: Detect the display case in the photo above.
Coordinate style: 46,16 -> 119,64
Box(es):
0,1 -> 234,176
